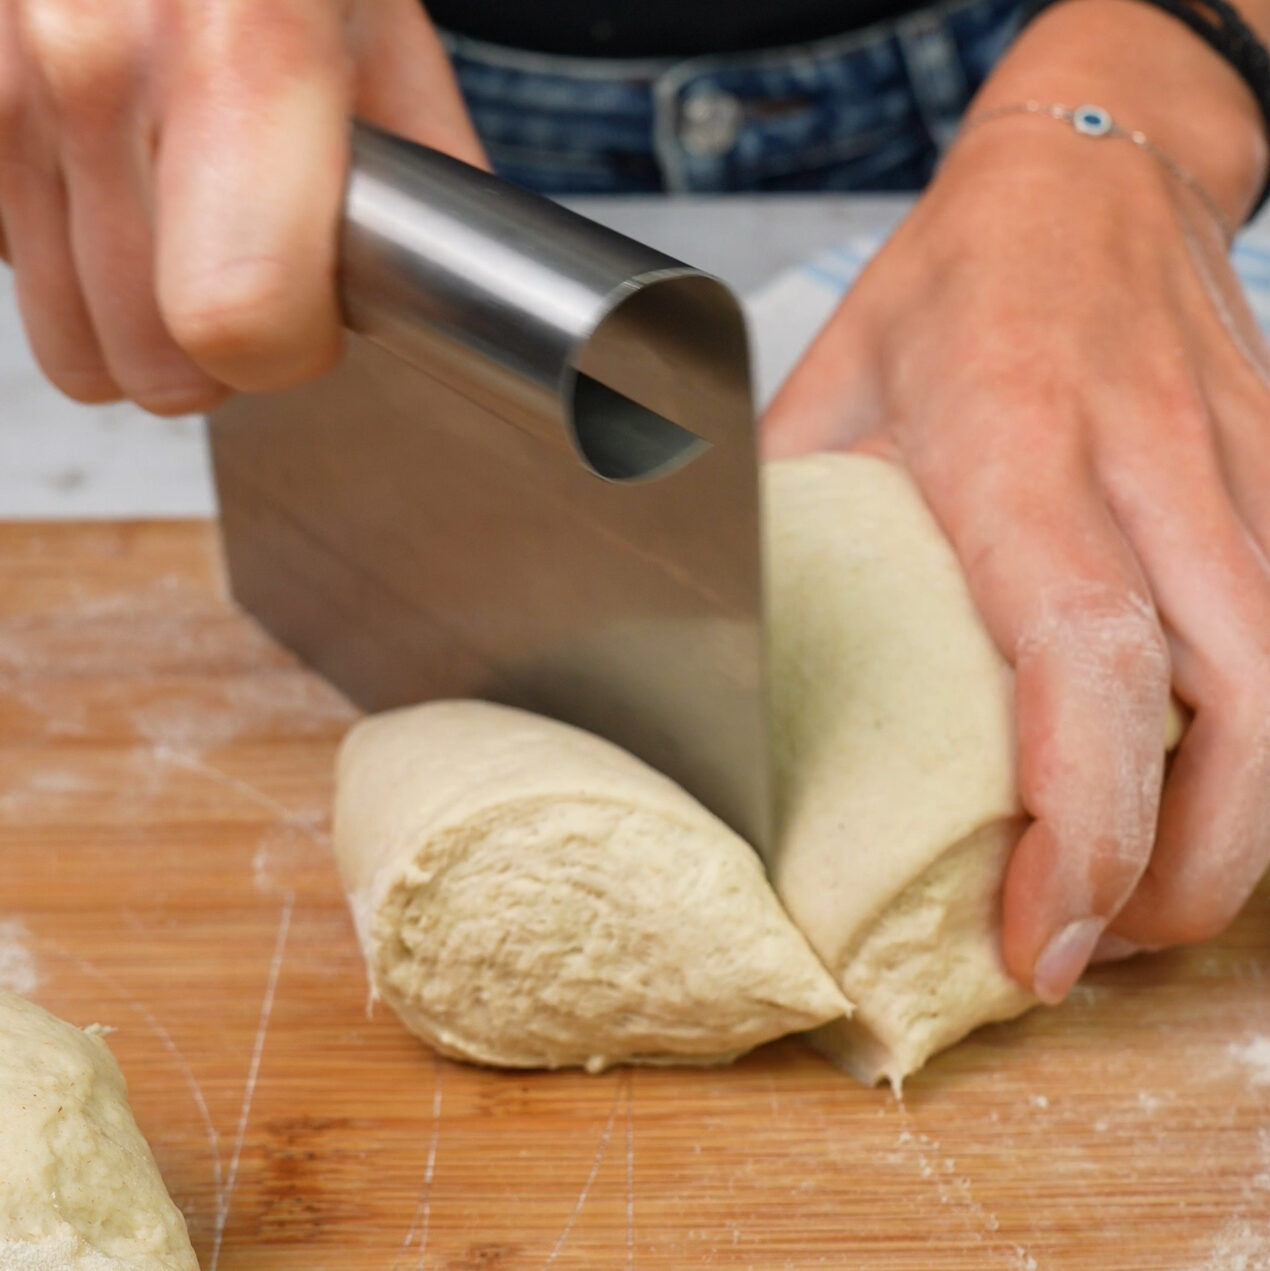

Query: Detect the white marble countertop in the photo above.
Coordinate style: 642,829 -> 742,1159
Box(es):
1,193 -> 1266,520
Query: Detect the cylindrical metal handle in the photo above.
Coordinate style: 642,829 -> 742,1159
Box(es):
339,123 -> 753,480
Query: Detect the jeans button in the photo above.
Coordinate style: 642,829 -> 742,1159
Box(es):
678,90 -> 744,157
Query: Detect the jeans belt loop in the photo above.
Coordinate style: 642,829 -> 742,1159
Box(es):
895,7 -> 970,152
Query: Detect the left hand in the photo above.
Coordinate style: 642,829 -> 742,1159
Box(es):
764,115 -> 1270,1003
0,0 -> 484,414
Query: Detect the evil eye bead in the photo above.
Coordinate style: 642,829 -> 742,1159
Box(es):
1072,105 -> 1114,137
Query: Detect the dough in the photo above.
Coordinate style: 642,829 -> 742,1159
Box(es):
334,453 -> 1175,1087
765,455 -> 1183,1087
763,454 -> 1032,1087
333,700 -> 848,1071
0,989 -> 199,1271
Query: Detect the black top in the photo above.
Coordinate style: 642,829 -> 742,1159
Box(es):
427,0 -> 924,58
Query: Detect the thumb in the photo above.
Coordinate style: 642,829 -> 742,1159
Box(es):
761,294 -> 885,460
351,0 -> 487,169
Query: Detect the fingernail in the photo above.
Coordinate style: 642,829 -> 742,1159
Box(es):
1034,917 -> 1106,1005
136,382 -> 224,417
1091,934 -> 1141,964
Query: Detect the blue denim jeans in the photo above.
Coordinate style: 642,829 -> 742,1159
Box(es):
442,0 -> 1025,195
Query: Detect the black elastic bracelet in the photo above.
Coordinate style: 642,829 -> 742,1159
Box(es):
1017,0 -> 1270,223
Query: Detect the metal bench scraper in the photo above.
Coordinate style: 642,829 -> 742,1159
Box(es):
208,123 -> 768,848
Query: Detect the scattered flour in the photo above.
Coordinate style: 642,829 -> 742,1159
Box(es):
20,768 -> 91,794
0,917 -> 38,995
250,823 -> 329,895
892,1114 -> 1025,1264
1228,1038 -> 1270,1087
130,672 -> 356,756
0,766 -> 95,817
1188,1221 -> 1270,1271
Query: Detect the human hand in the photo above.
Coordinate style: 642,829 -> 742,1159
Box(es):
0,0 -> 484,413
764,117 -> 1270,1004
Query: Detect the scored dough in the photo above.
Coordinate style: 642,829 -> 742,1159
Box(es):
333,700 -> 848,1071
763,453 -> 1033,1087
0,989 -> 199,1271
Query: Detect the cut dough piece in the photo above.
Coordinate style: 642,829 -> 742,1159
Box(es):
807,822 -> 1033,1087
764,454 -> 1183,1087
0,989 -> 199,1271
333,700 -> 848,1071
763,453 -> 1034,1088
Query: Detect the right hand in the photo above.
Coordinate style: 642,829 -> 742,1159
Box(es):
0,0 -> 484,413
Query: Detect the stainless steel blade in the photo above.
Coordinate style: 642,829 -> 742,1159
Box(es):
208,123 -> 769,848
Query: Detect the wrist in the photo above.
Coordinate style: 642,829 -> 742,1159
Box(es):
970,0 -> 1269,227
937,105 -> 1223,249
955,102 -> 1235,237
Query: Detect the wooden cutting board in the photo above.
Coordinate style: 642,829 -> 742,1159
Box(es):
2,519 -> 1268,1271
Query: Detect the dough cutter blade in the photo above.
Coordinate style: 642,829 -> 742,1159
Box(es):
207,123 -> 769,849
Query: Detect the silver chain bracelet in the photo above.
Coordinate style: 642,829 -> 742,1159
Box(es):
958,101 -> 1234,240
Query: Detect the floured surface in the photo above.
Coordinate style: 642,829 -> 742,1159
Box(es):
2,518 -> 1268,1270
0,918 -> 38,995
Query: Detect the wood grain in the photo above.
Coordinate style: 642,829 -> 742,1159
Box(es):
1,519 -> 1267,1271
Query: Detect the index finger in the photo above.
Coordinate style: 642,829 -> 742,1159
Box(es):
153,0 -> 351,392
905,396 -> 1172,1003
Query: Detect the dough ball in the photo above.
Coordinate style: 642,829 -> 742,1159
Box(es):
332,700 -> 848,1071
0,989 -> 199,1271
763,453 -> 1033,1088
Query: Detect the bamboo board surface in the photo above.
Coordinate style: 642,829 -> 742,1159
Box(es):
1,519 -> 1268,1271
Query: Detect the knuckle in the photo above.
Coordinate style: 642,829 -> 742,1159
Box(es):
1098,375 -> 1214,506
1149,887 -> 1246,947
1225,635 -> 1270,716
1139,816 -> 1270,948
1015,585 -> 1171,874
25,0 -> 143,122
1099,836 -> 1156,895
192,0 -> 347,98
164,261 -> 291,363
1018,580 -> 1169,683
1207,610 -> 1270,714
163,261 -> 337,390
1145,369 -> 1210,439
